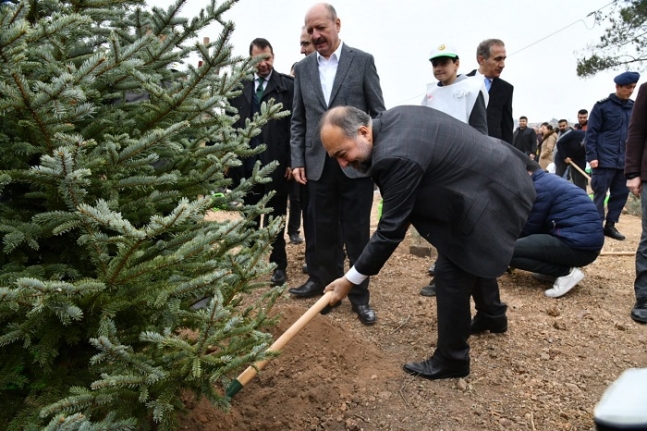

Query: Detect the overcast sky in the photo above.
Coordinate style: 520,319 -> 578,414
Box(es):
158,0 -> 641,124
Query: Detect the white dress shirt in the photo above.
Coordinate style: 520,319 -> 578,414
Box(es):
254,71 -> 272,92
317,42 -> 344,106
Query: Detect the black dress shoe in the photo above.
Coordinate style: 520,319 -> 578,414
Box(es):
631,297 -> 647,323
270,269 -> 287,286
302,263 -> 308,274
351,304 -> 376,325
470,313 -> 508,335
402,358 -> 469,380
288,279 -> 323,298
604,222 -> 625,241
428,263 -> 436,276
289,233 -> 304,244
420,280 -> 436,297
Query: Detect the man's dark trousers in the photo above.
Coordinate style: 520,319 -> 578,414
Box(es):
287,183 -> 303,237
309,156 -> 372,305
244,183 -> 288,271
591,168 -> 629,223
301,181 -> 345,285
635,185 -> 647,299
434,254 -> 507,365
511,234 -> 599,278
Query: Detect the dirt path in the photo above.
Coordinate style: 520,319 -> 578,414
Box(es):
185,195 -> 647,431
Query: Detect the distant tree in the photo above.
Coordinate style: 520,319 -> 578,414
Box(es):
0,0 -> 289,429
577,0 -> 647,77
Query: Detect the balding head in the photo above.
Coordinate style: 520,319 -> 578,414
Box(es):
320,106 -> 373,173
305,3 -> 341,59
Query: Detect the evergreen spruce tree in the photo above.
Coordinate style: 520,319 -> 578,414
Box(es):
577,0 -> 647,77
0,0 -> 289,429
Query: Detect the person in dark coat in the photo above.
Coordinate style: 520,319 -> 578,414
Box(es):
556,129 -> 588,191
228,38 -> 294,286
625,81 -> 647,323
512,116 -> 537,159
585,71 -> 640,241
320,105 -> 535,380
511,167 -> 603,298
467,39 -> 514,144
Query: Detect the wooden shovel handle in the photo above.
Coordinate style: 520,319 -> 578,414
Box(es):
567,160 -> 592,182
599,251 -> 635,256
236,291 -> 334,387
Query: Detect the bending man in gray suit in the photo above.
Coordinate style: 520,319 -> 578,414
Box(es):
320,105 -> 535,379
289,3 -> 385,325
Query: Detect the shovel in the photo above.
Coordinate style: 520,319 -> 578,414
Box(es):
226,291 -> 334,398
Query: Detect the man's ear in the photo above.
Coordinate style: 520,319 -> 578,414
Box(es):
358,125 -> 372,143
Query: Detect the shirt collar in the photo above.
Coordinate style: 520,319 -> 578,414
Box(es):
316,41 -> 343,63
254,70 -> 272,82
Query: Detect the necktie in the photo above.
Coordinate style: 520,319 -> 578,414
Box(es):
256,78 -> 265,102
484,77 -> 492,92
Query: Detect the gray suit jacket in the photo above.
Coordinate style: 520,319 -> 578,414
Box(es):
290,43 -> 385,181
354,106 -> 536,279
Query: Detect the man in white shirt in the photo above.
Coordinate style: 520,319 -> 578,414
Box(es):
289,3 -> 385,325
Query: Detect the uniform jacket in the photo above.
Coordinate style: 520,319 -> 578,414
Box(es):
512,126 -> 537,156
354,106 -> 535,279
585,93 -> 634,169
290,43 -> 385,181
625,82 -> 647,180
522,170 -> 604,251
467,70 -> 514,144
228,71 -> 294,195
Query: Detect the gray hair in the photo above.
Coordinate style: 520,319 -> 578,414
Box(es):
476,39 -> 505,60
320,106 -> 371,138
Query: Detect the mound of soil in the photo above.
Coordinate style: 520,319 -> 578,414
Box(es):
184,195 -> 647,431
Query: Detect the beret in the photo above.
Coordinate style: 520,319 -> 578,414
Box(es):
614,71 -> 640,85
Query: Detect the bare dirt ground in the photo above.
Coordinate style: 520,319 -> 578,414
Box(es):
187,193 -> 647,431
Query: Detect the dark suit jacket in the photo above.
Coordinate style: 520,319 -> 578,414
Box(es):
228,71 -> 294,195
512,126 -> 537,156
468,70 -> 514,144
354,106 -> 535,279
291,43 -> 385,181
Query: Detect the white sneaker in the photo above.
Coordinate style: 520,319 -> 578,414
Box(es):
532,273 -> 556,282
544,268 -> 584,298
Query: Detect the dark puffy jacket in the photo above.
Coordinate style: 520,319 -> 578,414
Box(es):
521,170 -> 604,251
585,93 -> 634,169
